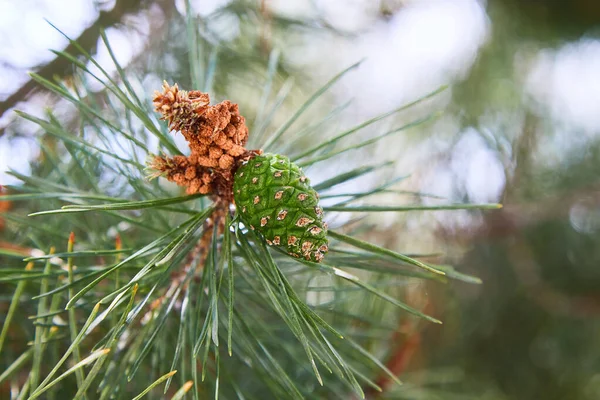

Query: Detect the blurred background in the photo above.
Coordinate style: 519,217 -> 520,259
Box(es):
1,0 -> 600,398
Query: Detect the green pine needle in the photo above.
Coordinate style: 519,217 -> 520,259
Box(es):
0,16 -> 501,399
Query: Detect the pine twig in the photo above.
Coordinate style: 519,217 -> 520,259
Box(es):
0,0 -> 155,122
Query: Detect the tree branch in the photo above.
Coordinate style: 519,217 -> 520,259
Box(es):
0,0 -> 144,120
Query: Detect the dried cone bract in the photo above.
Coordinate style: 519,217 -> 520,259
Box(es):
151,82 -> 252,201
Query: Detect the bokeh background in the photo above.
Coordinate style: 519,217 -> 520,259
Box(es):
2,0 -> 600,399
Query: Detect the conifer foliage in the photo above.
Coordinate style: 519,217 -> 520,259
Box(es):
0,26 -> 501,400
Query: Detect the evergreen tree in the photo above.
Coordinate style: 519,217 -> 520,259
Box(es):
0,4 -> 500,399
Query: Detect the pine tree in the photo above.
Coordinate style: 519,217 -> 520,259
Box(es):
0,9 -> 500,400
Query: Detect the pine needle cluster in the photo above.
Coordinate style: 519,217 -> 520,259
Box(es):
0,23 -> 501,400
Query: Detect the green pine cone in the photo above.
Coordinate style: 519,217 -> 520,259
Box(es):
233,153 -> 329,262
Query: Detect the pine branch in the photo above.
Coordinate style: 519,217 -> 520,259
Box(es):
0,0 -> 163,122
0,11 -> 503,398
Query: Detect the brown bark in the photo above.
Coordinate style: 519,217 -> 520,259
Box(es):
0,0 -> 147,121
